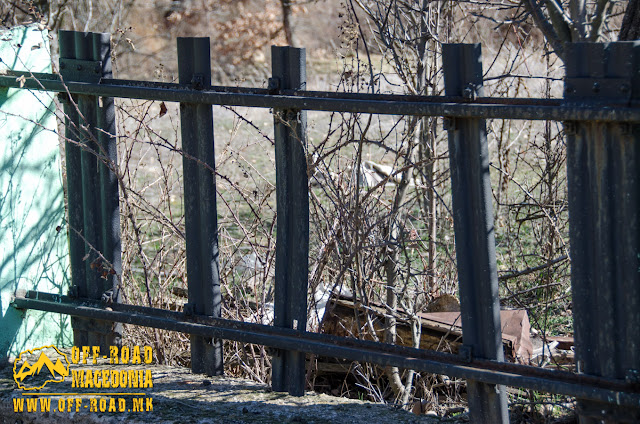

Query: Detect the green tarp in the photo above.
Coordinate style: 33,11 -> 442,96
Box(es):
0,24 -> 71,357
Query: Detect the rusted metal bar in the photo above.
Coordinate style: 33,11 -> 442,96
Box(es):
12,291 -> 637,392
565,41 -> 640,424
271,46 -> 309,397
2,73 -> 639,122
177,37 -> 223,376
443,43 -> 509,423
11,291 -> 640,407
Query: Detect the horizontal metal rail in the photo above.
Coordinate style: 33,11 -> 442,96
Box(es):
0,72 -> 638,122
12,290 -> 640,406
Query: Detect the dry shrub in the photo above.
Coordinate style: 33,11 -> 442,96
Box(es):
6,0 -> 622,419
109,1 -> 576,411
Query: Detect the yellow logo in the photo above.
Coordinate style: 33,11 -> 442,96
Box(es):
13,345 -> 70,390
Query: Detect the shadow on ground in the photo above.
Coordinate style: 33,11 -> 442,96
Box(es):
0,356 -> 447,424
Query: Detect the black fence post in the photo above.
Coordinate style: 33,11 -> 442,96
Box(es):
177,37 -> 223,376
271,45 -> 309,396
564,41 -> 640,424
442,43 -> 509,423
58,30 -> 85,347
93,33 -> 122,335
59,30 -> 122,350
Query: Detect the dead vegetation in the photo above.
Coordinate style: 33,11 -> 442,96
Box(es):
3,0 -> 635,422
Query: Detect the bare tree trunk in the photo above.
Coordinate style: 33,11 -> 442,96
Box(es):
280,0 -> 296,46
383,180 -> 410,400
425,125 -> 438,295
543,45 -> 557,272
383,0 -> 435,402
423,25 -> 441,296
383,230 -> 403,393
569,0 -> 587,39
620,0 -> 640,40
418,118 -> 437,295
417,117 -> 438,296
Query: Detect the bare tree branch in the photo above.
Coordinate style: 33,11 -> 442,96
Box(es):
498,255 -> 568,282
620,0 -> 640,40
568,0 -> 587,38
589,0 -> 611,41
523,0 -> 567,58
545,0 -> 574,41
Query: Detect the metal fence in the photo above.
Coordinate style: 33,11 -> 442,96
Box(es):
4,31 -> 640,423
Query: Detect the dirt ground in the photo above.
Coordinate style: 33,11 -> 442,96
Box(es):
0,352 -> 449,424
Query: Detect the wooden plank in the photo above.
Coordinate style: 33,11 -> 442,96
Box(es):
321,295 -> 532,363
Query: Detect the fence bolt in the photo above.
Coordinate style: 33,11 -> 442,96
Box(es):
56,92 -> 69,104
564,121 -> 577,135
625,369 -> 640,384
76,64 -> 82,71
67,285 -> 78,298
459,345 -> 473,363
190,74 -> 204,90
443,117 -> 456,131
620,83 -> 630,94
268,77 -> 280,93
462,83 -> 477,101
564,83 -> 574,95
592,82 -> 600,93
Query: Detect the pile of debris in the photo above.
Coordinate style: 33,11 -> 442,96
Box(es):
319,293 -> 533,363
